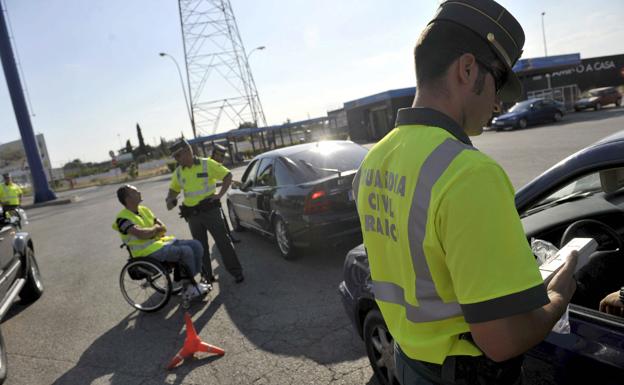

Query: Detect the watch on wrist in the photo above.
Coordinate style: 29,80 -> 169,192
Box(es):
619,287 -> 624,304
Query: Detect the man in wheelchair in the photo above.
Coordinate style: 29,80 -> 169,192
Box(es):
113,184 -> 210,300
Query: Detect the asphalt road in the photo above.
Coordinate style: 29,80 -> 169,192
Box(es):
3,106 -> 624,385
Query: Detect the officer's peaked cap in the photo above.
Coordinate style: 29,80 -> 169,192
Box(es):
169,138 -> 191,155
429,0 -> 525,102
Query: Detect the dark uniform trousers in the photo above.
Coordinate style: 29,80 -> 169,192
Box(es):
395,344 -> 523,385
187,204 -> 243,279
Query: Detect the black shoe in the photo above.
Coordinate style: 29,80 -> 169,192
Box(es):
234,274 -> 245,284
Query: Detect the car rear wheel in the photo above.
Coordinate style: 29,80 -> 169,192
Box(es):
274,216 -> 296,260
595,103 -> 602,110
554,111 -> 563,122
364,309 -> 400,385
19,247 -> 43,304
227,201 -> 244,232
516,118 -> 527,129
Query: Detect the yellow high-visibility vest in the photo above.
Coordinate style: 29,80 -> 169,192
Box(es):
169,157 -> 229,207
354,108 -> 548,364
0,182 -> 22,206
112,205 -> 174,257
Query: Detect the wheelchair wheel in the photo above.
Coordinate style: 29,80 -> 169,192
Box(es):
119,258 -> 172,312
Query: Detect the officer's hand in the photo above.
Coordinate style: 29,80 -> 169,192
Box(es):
545,250 -> 578,305
599,291 -> 624,316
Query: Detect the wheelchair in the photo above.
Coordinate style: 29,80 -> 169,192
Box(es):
119,244 -> 188,312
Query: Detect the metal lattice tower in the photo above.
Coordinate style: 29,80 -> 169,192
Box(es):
178,0 -> 266,137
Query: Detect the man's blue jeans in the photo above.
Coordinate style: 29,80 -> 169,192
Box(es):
150,239 -> 203,278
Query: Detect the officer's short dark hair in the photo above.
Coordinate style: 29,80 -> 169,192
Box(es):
116,185 -> 131,205
414,21 -> 498,90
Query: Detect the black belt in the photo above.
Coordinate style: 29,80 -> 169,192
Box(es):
179,197 -> 221,218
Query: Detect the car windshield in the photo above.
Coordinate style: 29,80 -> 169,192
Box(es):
508,100 -> 533,112
287,142 -> 367,183
524,173 -> 603,216
581,90 -> 600,98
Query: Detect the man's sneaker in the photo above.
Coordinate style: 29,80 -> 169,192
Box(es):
198,282 -> 213,292
183,284 -> 208,299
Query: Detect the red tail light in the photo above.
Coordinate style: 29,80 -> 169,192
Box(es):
304,189 -> 331,214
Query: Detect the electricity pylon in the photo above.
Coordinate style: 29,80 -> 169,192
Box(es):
178,0 -> 267,136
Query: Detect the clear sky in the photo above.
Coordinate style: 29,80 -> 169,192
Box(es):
0,0 -> 622,167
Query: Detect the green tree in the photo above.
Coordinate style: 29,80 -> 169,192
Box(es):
125,139 -> 133,154
136,123 -> 146,154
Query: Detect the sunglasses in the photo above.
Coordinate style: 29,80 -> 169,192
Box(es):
475,58 -> 506,94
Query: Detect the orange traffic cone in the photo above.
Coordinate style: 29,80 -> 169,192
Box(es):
166,311 -> 225,370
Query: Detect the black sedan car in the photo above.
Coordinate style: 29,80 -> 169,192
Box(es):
340,131 -> 624,385
227,140 -> 367,259
491,98 -> 564,131
0,208 -> 43,384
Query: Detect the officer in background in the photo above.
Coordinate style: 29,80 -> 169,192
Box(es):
0,173 -> 23,212
353,1 -> 577,383
166,139 -> 244,284
210,143 -> 240,244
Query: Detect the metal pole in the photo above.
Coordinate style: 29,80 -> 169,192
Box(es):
541,12 -> 548,57
0,4 -> 56,203
160,52 -> 195,138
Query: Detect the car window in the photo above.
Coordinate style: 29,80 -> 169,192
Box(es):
288,142 -> 368,183
509,100 -> 532,112
255,157 -> 275,187
241,159 -> 260,185
531,173 -> 603,209
274,157 -> 296,186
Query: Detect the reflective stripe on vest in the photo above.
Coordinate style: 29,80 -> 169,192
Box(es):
372,138 -> 474,322
176,159 -> 216,198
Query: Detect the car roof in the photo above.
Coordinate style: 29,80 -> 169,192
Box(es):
252,140 -> 359,159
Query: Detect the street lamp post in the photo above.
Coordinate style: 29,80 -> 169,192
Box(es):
159,52 -> 196,138
541,12 -> 548,57
244,46 -> 266,149
540,12 -> 552,96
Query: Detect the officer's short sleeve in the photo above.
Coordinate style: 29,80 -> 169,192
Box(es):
437,161 -> 548,323
207,158 -> 230,180
169,168 -> 181,192
116,218 -> 135,235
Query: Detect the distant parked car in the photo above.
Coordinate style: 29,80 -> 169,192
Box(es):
226,140 -> 366,259
575,87 -> 622,111
339,130 -> 624,385
491,98 -> 564,131
0,208 -> 44,384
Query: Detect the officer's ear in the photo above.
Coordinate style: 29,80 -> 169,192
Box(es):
457,53 -> 478,86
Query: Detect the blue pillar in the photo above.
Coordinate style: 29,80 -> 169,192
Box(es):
0,5 -> 56,203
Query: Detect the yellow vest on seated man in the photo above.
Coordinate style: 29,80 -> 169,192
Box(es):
112,205 -> 174,258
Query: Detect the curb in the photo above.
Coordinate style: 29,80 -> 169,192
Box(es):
22,195 -> 80,210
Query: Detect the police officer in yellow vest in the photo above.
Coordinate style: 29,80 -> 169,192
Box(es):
0,173 -> 23,211
165,139 -> 244,284
353,1 -> 578,383
113,185 -> 209,299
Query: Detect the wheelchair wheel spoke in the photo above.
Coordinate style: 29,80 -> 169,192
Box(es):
119,258 -> 172,312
